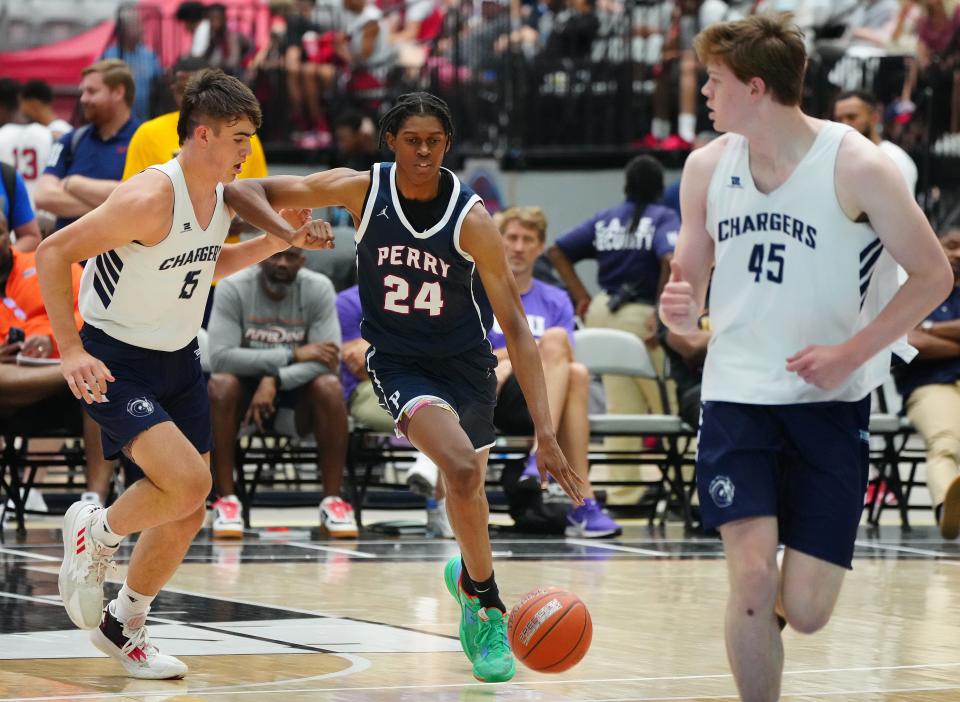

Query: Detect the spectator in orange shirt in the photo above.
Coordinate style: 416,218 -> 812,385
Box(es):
0,210 -> 114,510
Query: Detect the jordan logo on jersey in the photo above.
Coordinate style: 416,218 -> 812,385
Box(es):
377,205 -> 390,219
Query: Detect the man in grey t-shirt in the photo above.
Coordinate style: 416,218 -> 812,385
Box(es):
206,247 -> 356,538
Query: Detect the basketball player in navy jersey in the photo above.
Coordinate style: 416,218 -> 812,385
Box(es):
36,69 -> 332,680
659,15 -> 951,702
225,92 -> 584,683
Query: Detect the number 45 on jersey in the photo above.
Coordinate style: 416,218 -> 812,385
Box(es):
383,275 -> 444,315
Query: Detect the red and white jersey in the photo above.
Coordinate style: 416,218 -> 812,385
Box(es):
0,122 -> 56,206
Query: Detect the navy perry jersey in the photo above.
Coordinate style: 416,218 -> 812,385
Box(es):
355,162 -> 493,357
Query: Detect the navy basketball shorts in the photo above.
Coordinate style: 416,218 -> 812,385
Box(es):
78,324 -> 212,460
365,344 -> 498,451
696,397 -> 871,570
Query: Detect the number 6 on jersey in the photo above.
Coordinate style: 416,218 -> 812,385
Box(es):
383,274 -> 444,316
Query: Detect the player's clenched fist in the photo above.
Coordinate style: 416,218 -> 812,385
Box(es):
658,260 -> 699,334
293,218 -> 335,250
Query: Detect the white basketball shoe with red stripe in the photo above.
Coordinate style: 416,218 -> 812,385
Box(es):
59,502 -> 118,629
319,496 -> 358,538
91,602 -> 187,679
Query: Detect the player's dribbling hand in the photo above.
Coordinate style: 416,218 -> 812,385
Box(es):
659,261 -> 699,334
786,344 -> 857,390
535,436 -> 585,506
60,349 -> 114,404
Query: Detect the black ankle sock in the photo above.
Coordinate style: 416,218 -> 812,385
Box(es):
461,559 -> 506,612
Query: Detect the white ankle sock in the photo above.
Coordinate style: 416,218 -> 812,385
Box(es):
113,581 -> 155,623
91,508 -> 122,548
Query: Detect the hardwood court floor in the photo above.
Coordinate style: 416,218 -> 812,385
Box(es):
1,515 -> 958,701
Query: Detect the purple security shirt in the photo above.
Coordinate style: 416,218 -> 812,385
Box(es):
336,284 -> 364,403
555,201 -> 679,299
487,279 -> 574,350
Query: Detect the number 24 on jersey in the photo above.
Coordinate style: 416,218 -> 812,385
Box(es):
383,275 -> 444,316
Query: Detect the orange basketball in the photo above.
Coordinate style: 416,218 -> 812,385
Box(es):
507,587 -> 592,673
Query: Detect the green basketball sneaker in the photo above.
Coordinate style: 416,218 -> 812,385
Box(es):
472,606 -> 515,682
443,556 -> 480,661
442,556 -> 516,682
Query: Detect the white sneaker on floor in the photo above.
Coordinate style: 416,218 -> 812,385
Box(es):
80,491 -> 103,508
211,495 -> 244,539
319,496 -> 358,538
425,499 -> 454,539
406,452 -> 438,497
91,603 -> 187,679
59,502 -> 118,629
5,488 -> 49,520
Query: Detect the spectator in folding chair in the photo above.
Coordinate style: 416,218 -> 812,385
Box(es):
335,283 -> 454,538
206,246 -> 357,539
0,210 -> 113,512
894,225 -> 960,540
493,206 -> 621,538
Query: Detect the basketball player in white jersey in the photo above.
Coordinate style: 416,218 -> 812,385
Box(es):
659,15 -> 951,702
0,121 -> 55,206
36,69 -> 332,680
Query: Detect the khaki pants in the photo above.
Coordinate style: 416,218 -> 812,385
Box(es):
905,381 -> 960,507
585,294 -> 669,504
350,381 -> 395,433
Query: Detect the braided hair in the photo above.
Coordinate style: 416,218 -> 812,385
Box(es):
623,155 -> 665,233
378,92 -> 454,149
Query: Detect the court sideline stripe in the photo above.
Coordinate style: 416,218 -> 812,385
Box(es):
855,540 -> 960,563
0,547 -> 61,562
282,542 -> 377,558
564,539 -> 670,556
3,662 -> 960,701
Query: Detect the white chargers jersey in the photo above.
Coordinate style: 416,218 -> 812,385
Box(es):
702,121 -> 902,404
0,122 -> 55,205
79,158 -> 231,351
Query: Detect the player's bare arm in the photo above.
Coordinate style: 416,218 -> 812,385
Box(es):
36,170 -> 174,404
786,133 -> 953,389
224,168 -> 370,240
461,204 -> 584,504
213,208 -> 333,281
659,138 -> 723,334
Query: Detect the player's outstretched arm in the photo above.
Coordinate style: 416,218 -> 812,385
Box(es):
35,171 -> 172,403
461,205 -> 585,504
659,141 -> 719,334
213,209 -> 334,281
787,133 -> 953,389
223,168 -> 370,242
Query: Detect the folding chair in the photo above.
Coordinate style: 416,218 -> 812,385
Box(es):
572,328 -> 697,528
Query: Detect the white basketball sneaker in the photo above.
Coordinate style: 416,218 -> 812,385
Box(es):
211,495 -> 244,539
59,502 -> 118,629
91,603 -> 187,679
319,496 -> 359,538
